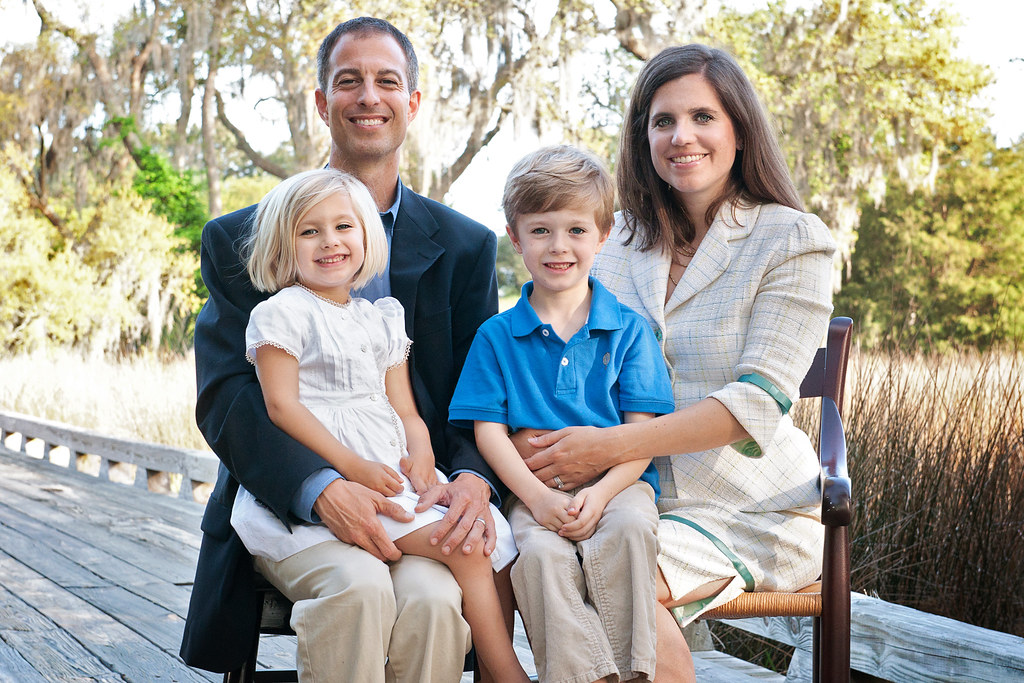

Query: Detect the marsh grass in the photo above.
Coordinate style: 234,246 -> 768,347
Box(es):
0,351 -> 208,451
839,348 -> 1024,636
713,347 -> 1023,672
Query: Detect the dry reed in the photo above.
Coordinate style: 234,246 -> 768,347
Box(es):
0,351 -> 208,452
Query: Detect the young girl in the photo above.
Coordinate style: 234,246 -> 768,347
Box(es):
229,168 -> 526,682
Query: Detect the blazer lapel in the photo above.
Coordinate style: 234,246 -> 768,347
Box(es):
664,203 -> 760,313
628,243 -> 670,336
389,186 -> 444,335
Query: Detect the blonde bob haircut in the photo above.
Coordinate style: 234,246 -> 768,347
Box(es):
244,169 -> 388,293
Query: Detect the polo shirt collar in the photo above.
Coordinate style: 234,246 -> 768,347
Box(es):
509,277 -> 623,338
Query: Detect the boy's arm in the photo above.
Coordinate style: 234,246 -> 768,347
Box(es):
385,360 -> 439,493
254,345 -> 403,496
559,411 -> 654,541
475,421 -> 575,531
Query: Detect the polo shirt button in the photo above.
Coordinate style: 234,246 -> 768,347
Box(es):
361,345 -> 367,352
542,329 -> 549,337
370,394 -> 378,401
561,357 -> 569,366
390,440 -> 397,447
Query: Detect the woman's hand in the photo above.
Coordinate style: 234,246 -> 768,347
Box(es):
346,460 -> 404,497
558,486 -> 609,542
525,488 -> 576,533
523,425 -> 614,490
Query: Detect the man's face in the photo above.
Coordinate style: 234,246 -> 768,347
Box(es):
315,32 -> 421,167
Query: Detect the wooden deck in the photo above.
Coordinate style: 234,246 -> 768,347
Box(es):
0,442 -> 778,683
0,448 -> 220,681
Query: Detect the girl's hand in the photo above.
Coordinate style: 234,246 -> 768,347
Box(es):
526,488 -> 575,533
347,460 -> 404,497
400,452 -> 438,494
559,487 -> 609,542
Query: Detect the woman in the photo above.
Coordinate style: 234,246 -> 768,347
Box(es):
520,44 -> 836,679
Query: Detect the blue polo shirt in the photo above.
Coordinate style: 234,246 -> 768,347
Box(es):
449,278 -> 674,497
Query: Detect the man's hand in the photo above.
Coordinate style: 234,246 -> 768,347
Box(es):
523,426 -> 608,490
414,472 -> 494,557
313,478 -> 413,562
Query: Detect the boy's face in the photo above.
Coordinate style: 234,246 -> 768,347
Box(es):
507,204 -> 609,299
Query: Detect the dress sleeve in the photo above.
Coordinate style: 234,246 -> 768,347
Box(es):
375,296 -> 412,370
244,293 -> 307,365
709,212 -> 836,453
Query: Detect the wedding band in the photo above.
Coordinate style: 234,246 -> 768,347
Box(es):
474,517 -> 486,526
554,475 -> 564,489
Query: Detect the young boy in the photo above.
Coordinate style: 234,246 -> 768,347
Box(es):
449,145 -> 674,683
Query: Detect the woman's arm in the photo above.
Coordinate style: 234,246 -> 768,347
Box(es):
254,344 -> 404,496
526,396 -> 747,489
385,360 -> 438,493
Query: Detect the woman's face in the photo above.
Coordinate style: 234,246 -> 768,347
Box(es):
647,73 -> 739,223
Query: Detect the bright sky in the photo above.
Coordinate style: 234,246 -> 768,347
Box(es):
2,0 -> 1021,228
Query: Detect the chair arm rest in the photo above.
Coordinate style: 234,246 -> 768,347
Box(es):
819,397 -> 852,527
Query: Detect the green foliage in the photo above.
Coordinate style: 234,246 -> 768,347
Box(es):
496,233 -> 531,298
220,174 -> 280,214
835,136 -> 1024,350
108,117 -> 209,250
0,148 -> 199,355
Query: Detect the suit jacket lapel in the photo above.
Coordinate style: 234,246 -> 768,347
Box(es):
389,186 -> 444,335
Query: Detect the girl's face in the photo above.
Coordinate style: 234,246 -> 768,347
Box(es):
647,73 -> 739,224
293,191 -> 365,304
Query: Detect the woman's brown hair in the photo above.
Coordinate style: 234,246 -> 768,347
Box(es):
617,44 -> 803,252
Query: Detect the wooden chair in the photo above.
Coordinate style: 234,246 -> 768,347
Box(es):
223,574 -> 297,683
699,316 -> 854,682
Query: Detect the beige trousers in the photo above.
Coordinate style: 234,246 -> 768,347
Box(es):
509,481 -> 659,683
254,539 -> 472,683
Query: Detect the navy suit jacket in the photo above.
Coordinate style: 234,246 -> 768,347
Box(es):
179,185 -> 499,672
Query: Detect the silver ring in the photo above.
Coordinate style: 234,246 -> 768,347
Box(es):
473,517 -> 486,526
554,475 -> 564,489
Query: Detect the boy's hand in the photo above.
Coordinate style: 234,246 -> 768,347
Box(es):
347,460 -> 404,497
559,487 -> 609,541
527,488 -> 576,533
400,452 -> 438,494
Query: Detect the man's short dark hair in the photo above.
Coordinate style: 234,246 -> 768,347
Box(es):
316,17 -> 419,94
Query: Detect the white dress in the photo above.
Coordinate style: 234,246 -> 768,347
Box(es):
230,285 -> 516,570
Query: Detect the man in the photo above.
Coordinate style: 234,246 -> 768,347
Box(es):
180,17 -> 502,682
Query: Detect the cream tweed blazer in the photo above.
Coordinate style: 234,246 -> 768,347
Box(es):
592,202 -> 836,622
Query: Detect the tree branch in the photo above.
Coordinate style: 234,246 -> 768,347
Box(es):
215,92 -> 291,179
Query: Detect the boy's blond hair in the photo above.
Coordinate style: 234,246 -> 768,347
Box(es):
243,169 -> 388,293
502,145 -> 615,235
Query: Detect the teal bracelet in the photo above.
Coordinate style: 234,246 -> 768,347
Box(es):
738,372 -> 792,415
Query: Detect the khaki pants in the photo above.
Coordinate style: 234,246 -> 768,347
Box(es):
509,481 -> 658,683
254,539 -> 471,683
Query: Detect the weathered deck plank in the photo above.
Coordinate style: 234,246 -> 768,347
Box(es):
0,449 -> 217,682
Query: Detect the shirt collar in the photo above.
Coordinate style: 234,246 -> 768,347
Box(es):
380,179 -> 402,227
509,277 -> 622,338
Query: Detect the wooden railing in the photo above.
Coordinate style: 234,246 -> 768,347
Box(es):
0,409 -> 218,503
715,593 -> 1024,681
